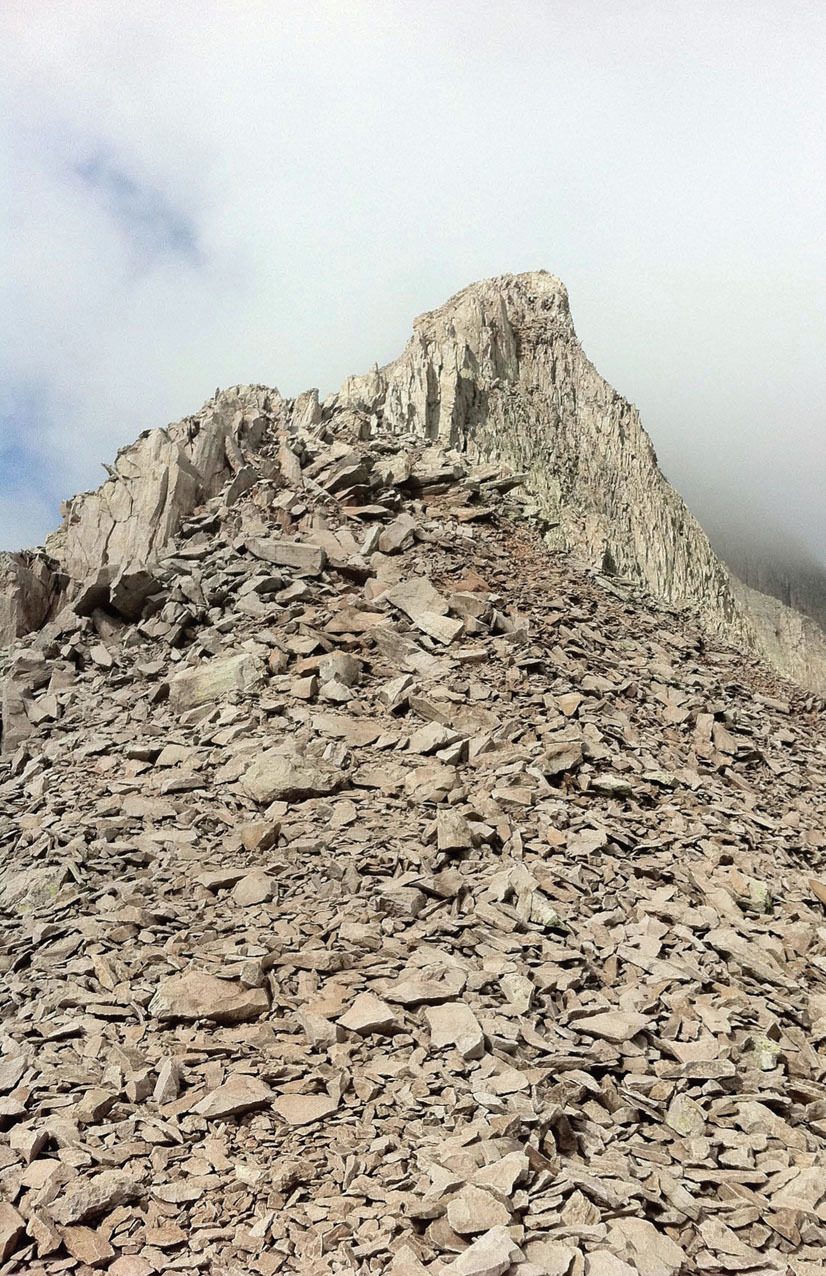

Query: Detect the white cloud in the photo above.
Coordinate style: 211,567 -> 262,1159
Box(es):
1,0 -> 825,566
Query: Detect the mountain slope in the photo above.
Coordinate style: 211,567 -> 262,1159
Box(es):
2,413 -> 826,1273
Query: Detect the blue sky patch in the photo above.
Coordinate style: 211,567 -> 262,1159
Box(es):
73,153 -> 201,266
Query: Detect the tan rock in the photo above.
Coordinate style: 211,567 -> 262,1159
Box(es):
384,576 -> 450,620
242,749 -> 346,803
608,1217 -> 686,1275
425,1002 -> 485,1059
444,1225 -> 523,1275
153,1058 -> 184,1104
169,652 -> 262,711
522,1240 -> 580,1274
296,1010 -> 344,1048
273,1093 -> 339,1126
50,1169 -> 142,1225
437,808 -> 473,851
27,1208 -> 62,1257
246,537 -> 326,574
771,1165 -> 826,1210
194,1074 -> 274,1119
231,870 -> 275,906
239,820 -> 280,852
385,969 -> 467,1006
473,1151 -> 529,1195
0,1203 -> 25,1262
543,739 -> 584,776
196,867 -> 246,891
409,721 -> 463,755
338,993 -> 400,1036
109,1257 -> 155,1276
665,1092 -> 706,1137
9,1123 -> 48,1164
586,1253 -> 639,1276
149,971 -> 268,1024
574,1011 -> 650,1042
59,1225 -> 115,1267
0,551 -> 56,647
447,1185 -> 512,1235
388,1243 -> 432,1274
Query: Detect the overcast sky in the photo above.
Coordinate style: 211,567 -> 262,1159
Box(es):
1,1 -> 824,568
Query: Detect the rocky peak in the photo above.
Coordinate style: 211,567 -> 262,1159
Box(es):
3,271 -> 826,697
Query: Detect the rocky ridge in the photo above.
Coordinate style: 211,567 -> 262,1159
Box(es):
2,396 -> 826,1274
4,271 -> 825,695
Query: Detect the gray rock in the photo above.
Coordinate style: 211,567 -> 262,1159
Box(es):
242,750 -> 346,803
50,1169 -> 142,1225
168,652 -> 262,711
0,553 -> 57,648
246,537 -> 326,575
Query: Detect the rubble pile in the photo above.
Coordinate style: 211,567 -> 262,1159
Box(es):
2,403 -> 826,1276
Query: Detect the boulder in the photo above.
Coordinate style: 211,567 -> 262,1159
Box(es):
194,1074 -> 274,1119
149,971 -> 269,1024
242,750 -> 347,804
50,1170 -> 142,1225
169,652 -> 262,711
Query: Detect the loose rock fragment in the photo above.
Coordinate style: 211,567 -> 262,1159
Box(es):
574,1011 -> 650,1042
445,1225 -> 523,1275
194,1074 -> 274,1119
338,993 -> 401,1036
58,1225 -> 115,1267
50,1170 -> 142,1225
273,1093 -> 339,1126
426,1002 -> 485,1059
0,1204 -> 25,1262
447,1185 -> 512,1234
168,652 -> 262,711
242,749 -> 347,803
149,971 -> 269,1024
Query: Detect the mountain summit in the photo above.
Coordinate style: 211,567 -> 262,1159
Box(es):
3,271 -> 825,694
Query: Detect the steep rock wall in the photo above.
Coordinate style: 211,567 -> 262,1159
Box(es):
730,577 -> 826,697
0,553 -> 60,648
334,272 -> 752,650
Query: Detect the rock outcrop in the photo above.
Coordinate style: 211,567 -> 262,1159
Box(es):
731,576 -> 826,696
0,553 -> 60,649
337,273 -> 744,630
721,538 -> 826,636
44,385 -> 281,580
3,271 -> 824,696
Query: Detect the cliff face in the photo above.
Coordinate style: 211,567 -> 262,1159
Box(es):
336,273 -> 748,640
730,576 -> 826,697
334,271 -> 825,690
0,552 -> 59,645
720,542 -> 826,635
2,270 -> 825,694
